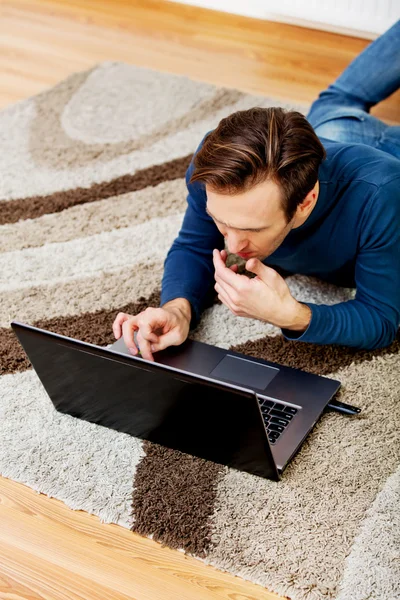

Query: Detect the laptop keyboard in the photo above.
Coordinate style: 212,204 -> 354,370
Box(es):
258,399 -> 298,445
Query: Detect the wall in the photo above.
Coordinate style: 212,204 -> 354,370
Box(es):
171,0 -> 399,38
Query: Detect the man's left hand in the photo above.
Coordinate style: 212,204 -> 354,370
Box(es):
213,249 -> 311,331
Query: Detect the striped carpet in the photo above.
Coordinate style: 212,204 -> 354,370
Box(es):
1,62 -> 399,600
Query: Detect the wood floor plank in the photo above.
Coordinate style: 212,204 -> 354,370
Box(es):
0,541 -> 134,600
0,477 -> 285,600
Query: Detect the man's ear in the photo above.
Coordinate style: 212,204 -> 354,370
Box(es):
298,182 -> 318,215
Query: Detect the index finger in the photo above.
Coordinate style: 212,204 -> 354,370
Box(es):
122,316 -> 139,353
214,249 -> 238,273
213,249 -> 246,288
112,312 -> 130,339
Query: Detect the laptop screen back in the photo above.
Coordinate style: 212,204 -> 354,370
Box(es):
11,322 -> 280,480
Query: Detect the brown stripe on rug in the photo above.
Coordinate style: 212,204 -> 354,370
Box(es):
231,328 -> 400,375
2,291 -> 161,376
0,155 -> 191,225
131,441 -> 224,557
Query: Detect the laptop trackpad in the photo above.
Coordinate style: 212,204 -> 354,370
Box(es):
210,355 -> 279,390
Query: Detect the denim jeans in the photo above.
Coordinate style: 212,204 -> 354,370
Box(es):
306,20 -> 400,160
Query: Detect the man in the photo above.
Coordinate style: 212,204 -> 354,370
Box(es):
113,21 -> 400,360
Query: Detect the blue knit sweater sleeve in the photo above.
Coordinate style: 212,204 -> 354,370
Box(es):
282,177 -> 400,350
160,147 -> 224,326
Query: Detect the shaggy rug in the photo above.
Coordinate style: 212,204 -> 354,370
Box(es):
1,62 -> 399,600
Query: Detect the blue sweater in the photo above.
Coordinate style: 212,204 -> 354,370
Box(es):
161,136 -> 400,350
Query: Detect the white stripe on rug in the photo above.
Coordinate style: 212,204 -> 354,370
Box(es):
0,178 -> 187,253
0,213 -> 183,291
192,302 -> 281,348
336,464 -> 400,600
2,263 -> 163,328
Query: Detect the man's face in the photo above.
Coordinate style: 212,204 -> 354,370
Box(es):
206,178 -> 296,261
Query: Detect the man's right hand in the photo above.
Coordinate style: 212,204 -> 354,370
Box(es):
112,298 -> 191,362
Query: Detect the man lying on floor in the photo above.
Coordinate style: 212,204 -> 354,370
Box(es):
113,21 -> 400,360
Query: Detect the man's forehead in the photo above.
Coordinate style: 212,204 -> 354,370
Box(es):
205,179 -> 283,228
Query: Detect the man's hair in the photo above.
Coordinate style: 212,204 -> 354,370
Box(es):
190,107 -> 326,223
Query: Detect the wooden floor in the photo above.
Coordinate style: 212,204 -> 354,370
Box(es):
1,0 -> 399,120
1,2 -> 399,599
0,477 -> 285,600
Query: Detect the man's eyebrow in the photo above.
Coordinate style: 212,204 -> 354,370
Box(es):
205,206 -> 268,231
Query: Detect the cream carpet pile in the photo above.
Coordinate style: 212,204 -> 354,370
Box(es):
1,62 -> 399,600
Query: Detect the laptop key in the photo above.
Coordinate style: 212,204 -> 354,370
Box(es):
273,402 -> 286,411
261,400 -> 274,409
270,416 -> 289,427
284,406 -> 298,415
269,423 -> 284,433
268,429 -> 280,437
270,409 -> 293,421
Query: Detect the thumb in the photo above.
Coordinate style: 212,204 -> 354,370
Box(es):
245,258 -> 268,278
246,258 -> 279,284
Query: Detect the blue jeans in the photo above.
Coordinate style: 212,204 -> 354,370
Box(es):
306,20 -> 400,160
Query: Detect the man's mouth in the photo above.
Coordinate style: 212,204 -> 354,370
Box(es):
237,252 -> 255,259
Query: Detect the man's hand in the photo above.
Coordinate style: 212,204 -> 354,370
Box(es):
213,249 -> 311,331
112,298 -> 191,362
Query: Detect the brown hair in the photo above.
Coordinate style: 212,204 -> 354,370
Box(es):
190,107 -> 326,222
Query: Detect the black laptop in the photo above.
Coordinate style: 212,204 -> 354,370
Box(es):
11,320 -> 342,481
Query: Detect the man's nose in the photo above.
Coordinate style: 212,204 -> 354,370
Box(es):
226,231 -> 248,254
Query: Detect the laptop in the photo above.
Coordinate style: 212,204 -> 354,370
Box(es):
11,320 -> 341,481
